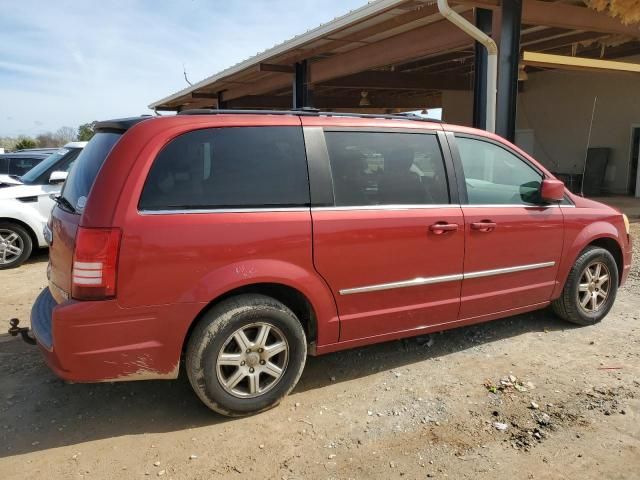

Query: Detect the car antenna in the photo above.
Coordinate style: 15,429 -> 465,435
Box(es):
579,96 -> 597,197
183,63 -> 193,86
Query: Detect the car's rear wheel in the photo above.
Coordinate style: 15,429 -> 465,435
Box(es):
0,222 -> 32,269
551,246 -> 618,325
186,294 -> 307,416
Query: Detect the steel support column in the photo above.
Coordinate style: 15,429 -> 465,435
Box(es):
496,0 -> 522,141
217,91 -> 227,109
293,60 -> 312,108
473,8 -> 493,130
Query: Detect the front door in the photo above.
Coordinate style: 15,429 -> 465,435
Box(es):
309,128 -> 464,342
451,134 -> 564,319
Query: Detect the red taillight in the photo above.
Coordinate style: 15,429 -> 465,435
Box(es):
72,227 -> 121,300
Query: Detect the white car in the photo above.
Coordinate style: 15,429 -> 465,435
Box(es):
0,142 -> 86,269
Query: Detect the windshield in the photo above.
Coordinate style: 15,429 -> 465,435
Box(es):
20,149 -> 69,184
61,132 -> 122,212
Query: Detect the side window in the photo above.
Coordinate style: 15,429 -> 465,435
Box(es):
139,127 -> 309,210
456,136 -> 542,205
59,150 -> 80,172
0,157 -> 8,174
9,157 -> 40,176
324,132 -> 449,206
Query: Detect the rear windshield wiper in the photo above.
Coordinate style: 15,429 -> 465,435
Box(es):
52,194 -> 77,214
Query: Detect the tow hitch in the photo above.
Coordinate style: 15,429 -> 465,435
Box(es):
7,318 -> 36,345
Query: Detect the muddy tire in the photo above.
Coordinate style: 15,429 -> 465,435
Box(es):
186,294 -> 307,416
0,222 -> 33,270
551,246 -> 618,326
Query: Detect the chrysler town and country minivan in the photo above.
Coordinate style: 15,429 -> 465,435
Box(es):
15,111 -> 632,416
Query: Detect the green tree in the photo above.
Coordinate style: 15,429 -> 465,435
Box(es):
14,137 -> 37,150
77,121 -> 97,141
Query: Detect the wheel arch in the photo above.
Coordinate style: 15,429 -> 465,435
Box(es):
586,237 -> 623,284
0,217 -> 39,251
181,282 -> 325,357
553,222 -> 626,298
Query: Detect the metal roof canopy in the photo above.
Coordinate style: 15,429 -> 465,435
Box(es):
150,0 -> 640,114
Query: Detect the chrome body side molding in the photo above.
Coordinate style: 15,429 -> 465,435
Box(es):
339,261 -> 556,295
139,207 -> 309,215
339,273 -> 464,295
463,261 -> 556,279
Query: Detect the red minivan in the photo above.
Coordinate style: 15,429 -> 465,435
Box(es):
17,110 -> 632,416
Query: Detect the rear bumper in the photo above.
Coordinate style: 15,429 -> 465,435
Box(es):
31,288 -> 55,349
30,288 -> 202,382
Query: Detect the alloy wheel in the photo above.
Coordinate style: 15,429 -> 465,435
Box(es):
577,261 -> 611,313
216,322 -> 289,399
0,229 -> 24,265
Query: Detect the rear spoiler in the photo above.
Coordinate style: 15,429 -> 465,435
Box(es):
94,116 -> 153,133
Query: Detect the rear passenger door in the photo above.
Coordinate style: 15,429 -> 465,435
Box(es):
306,126 -> 464,343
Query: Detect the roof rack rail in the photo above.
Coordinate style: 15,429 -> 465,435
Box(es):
178,108 -> 441,123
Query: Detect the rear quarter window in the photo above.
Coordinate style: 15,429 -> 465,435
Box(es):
139,126 -> 309,210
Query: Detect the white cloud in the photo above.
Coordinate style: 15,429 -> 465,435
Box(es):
0,0 -> 364,136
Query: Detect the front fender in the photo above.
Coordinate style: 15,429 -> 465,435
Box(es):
552,221 -> 624,298
188,259 -> 340,347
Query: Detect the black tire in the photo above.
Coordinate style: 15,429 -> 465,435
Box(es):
186,294 -> 307,416
551,246 -> 618,326
0,221 -> 33,270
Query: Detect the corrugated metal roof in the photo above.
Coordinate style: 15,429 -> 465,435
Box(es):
149,0 -> 640,111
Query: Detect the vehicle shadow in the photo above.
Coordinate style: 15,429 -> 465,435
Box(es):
0,308 -> 574,458
297,308 -> 575,393
24,248 -> 49,265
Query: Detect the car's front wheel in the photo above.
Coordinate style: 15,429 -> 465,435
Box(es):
0,222 -> 33,269
551,246 -> 618,325
186,294 -> 307,416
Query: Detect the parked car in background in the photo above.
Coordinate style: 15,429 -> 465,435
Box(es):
18,111 -> 632,417
15,147 -> 59,154
0,142 -> 86,268
0,151 -> 52,180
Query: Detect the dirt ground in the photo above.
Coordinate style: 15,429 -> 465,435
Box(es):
1,225 -> 638,480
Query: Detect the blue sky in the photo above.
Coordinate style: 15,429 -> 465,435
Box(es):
0,0 -> 365,137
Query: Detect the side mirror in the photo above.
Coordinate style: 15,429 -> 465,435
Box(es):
49,171 -> 68,185
540,178 -> 565,202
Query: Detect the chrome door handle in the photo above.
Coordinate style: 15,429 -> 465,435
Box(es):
470,221 -> 497,232
429,223 -> 458,234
